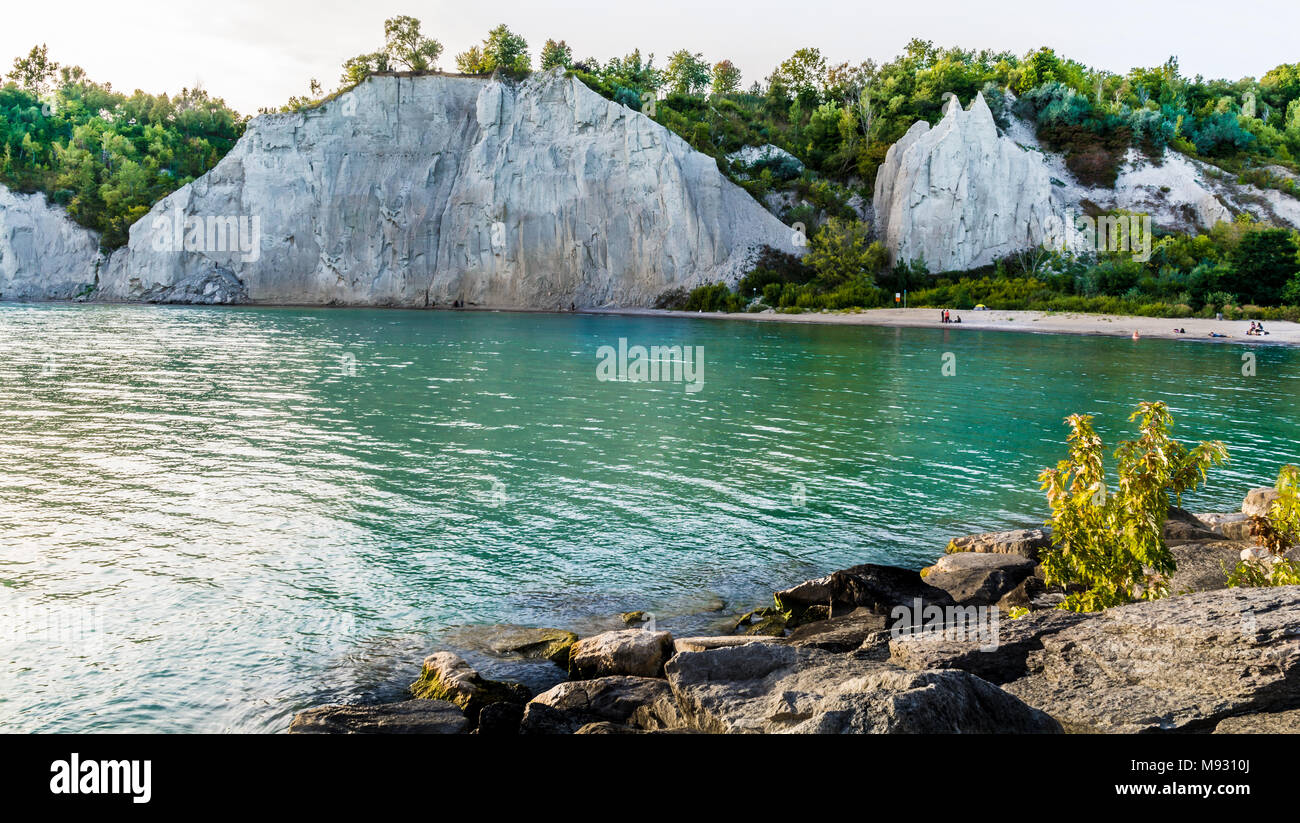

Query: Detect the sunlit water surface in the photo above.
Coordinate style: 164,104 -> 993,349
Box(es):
1,303 -> 1297,732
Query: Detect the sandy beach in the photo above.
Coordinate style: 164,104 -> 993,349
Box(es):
587,307 -> 1300,346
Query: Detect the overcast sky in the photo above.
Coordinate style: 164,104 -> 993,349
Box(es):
3,0 -> 1298,116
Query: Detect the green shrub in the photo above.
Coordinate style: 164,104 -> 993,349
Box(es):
737,245 -> 814,297
683,281 -> 745,312
1038,402 -> 1228,612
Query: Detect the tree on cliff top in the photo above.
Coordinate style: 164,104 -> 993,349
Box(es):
540,40 -> 573,71
7,43 -> 60,94
339,16 -> 442,86
711,60 -> 741,96
383,16 -> 443,71
456,25 -> 530,76
664,51 -> 711,96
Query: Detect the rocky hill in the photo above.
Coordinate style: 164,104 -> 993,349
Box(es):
6,71 -> 1300,308
3,69 -> 794,308
873,92 -> 1066,272
871,90 -> 1300,273
94,69 -> 793,309
0,186 -> 102,301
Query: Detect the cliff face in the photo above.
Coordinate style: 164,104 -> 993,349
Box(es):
872,93 -> 1068,272
0,185 -> 101,300
96,69 -> 793,308
874,91 -> 1300,274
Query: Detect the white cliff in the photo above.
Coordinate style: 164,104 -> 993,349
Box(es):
873,93 -> 1069,272
96,69 -> 794,308
0,185 -> 102,300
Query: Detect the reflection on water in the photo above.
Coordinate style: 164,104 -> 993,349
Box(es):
0,303 -> 1296,731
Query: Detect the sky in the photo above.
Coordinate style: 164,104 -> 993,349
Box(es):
3,0 -> 1298,116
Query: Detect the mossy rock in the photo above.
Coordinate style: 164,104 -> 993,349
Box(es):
504,629 -> 579,667
784,604 -> 830,629
410,652 -> 531,721
473,626 -> 578,668
733,607 -> 790,637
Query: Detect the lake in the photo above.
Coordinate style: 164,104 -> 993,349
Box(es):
1,303 -> 1297,732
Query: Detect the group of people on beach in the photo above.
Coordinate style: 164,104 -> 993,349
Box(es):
1163,321 -> 1269,339
939,310 -> 961,324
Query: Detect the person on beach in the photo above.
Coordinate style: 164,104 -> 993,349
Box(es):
1132,330 -> 1140,340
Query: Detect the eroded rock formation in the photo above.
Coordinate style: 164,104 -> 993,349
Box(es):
872,92 -> 1069,272
0,184 -> 102,300
95,69 -> 793,308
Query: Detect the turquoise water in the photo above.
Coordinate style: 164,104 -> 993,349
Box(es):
1,303 -> 1297,732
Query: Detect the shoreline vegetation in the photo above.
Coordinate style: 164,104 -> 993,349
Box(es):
290,407 -> 1300,734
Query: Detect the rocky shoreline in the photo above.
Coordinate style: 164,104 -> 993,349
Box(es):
289,487 -> 1300,734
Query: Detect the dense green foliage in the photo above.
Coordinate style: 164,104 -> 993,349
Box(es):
907,217 -> 1300,315
689,212 -> 1300,318
1,49 -> 245,248
1038,402 -> 1227,612
573,40 -> 1300,194
455,24 -> 531,76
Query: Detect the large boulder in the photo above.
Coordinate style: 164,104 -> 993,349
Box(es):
479,626 -> 578,666
288,699 -> 469,734
946,528 -> 1051,561
664,643 -> 1060,734
781,607 -> 890,654
889,608 -> 1087,684
410,651 -> 530,721
774,563 -> 955,623
873,93 -> 1068,272
520,676 -> 683,734
1167,539 -> 1252,594
673,636 -> 777,653
1197,512 -> 1254,541
568,629 -> 675,679
1163,506 -> 1220,542
1003,587 -> 1300,733
474,701 -> 525,735
1243,488 -> 1280,518
922,552 -> 1038,606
